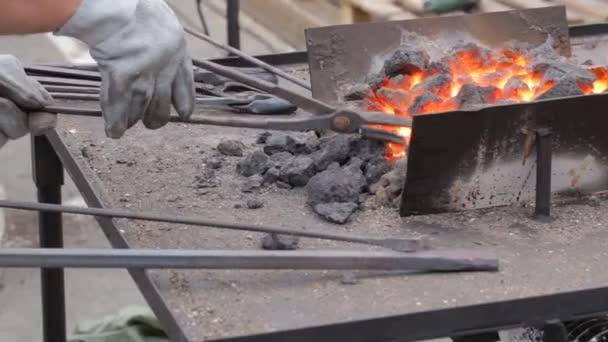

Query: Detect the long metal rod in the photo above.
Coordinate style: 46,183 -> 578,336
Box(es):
184,27 -> 311,91
0,200 -> 426,252
0,248 -> 499,271
31,135 -> 66,342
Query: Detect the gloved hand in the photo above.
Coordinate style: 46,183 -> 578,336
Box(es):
0,55 -> 54,149
56,0 -> 195,138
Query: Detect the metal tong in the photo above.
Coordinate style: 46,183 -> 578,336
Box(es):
37,59 -> 411,143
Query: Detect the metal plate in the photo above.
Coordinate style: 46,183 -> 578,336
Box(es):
400,92 -> 608,216
305,6 -> 570,103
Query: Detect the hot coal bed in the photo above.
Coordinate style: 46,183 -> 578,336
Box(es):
203,38 -> 608,242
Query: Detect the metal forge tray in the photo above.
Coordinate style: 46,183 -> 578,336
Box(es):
34,23 -> 608,342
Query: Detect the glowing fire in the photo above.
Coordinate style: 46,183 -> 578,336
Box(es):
366,46 -> 608,162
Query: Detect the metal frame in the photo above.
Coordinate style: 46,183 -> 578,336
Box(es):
23,24 -> 608,342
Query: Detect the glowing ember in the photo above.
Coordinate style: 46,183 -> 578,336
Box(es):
365,45 -> 608,163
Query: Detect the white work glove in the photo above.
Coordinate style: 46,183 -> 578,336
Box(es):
0,55 -> 54,149
56,0 -> 195,138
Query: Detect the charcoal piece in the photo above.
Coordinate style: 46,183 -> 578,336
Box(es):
480,69 -> 509,85
261,234 -> 299,250
536,77 -> 584,100
194,168 -> 218,189
263,166 -> 280,185
290,132 -> 318,155
217,139 -> 245,157
241,175 -> 264,193
349,135 -> 386,162
307,162 -> 366,206
270,151 -> 294,166
452,43 -> 493,68
344,83 -> 372,101
388,74 -> 412,88
427,61 -> 450,75
364,156 -> 392,186
237,150 -> 270,177
371,158 -> 408,207
256,132 -> 272,144
205,155 -> 223,170
496,99 -> 518,105
263,133 -> 296,155
312,135 -> 351,171
453,84 -> 499,109
376,87 -> 411,108
411,74 -> 452,97
279,155 -> 316,187
366,72 -> 386,90
503,77 -> 530,98
347,157 -> 364,171
383,47 -> 430,77
532,62 -> 595,84
408,91 -> 442,114
246,199 -> 264,209
312,202 -> 358,224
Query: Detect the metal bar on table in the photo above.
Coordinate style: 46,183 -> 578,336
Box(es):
184,28 -> 312,90
0,248 -> 499,271
0,200 -> 426,252
227,0 -> 241,50
31,134 -> 66,342
535,128 -> 552,218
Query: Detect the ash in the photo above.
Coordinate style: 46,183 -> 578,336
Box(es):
217,131 -> 401,224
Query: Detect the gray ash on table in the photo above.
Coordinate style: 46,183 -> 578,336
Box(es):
344,40 -> 608,110
206,132 -> 403,224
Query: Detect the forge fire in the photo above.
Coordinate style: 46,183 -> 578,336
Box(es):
362,42 -> 608,162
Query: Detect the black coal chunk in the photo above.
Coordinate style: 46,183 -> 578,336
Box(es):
388,74 -> 412,88
279,155 -> 316,187
503,77 -> 530,99
451,43 -> 494,68
241,175 -> 264,193
312,202 -> 358,224
383,47 -> 430,77
349,135 -> 386,162
263,133 -> 296,155
536,76 -> 584,100
256,132 -> 271,144
270,151 -> 294,166
408,91 -> 442,114
237,150 -> 270,177
261,234 -> 299,250
452,84 -> 499,109
217,139 -> 245,157
263,166 -> 281,185
366,72 -> 386,90
364,155 -> 392,186
427,61 -> 450,75
376,87 -> 411,108
307,162 -> 366,206
371,158 -> 408,207
533,62 -> 595,84
246,198 -> 264,209
312,135 -> 351,171
411,74 -> 452,96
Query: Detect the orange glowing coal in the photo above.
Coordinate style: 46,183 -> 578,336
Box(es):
365,45 -> 608,163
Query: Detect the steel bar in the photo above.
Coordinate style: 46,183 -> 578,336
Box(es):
227,0 -> 241,50
25,65 -> 101,81
44,85 -> 99,94
31,135 -> 66,342
184,28 -> 311,90
0,248 -> 499,271
0,200 -> 426,252
535,128 -> 552,217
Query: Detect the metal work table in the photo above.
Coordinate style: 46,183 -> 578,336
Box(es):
31,26 -> 608,342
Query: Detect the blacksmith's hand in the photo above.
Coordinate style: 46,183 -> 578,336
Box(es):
56,0 -> 195,138
0,55 -> 54,150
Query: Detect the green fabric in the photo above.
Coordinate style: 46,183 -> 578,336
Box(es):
423,0 -> 479,13
68,306 -> 169,342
